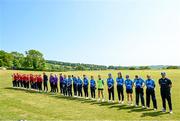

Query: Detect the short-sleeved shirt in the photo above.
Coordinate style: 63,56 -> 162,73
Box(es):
97,79 -> 104,89
159,78 -> 172,92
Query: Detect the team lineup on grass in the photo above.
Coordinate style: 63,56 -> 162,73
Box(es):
12,72 -> 173,114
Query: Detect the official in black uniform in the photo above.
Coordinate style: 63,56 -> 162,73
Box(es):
159,72 -> 173,114
43,73 -> 48,92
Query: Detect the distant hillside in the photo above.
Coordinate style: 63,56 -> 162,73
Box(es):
0,49 -> 179,71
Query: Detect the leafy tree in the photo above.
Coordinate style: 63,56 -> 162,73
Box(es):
25,50 -> 45,70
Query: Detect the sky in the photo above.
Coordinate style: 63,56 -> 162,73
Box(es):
0,0 -> 180,66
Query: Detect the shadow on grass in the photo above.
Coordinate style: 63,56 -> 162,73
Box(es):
141,111 -> 169,117
4,87 -> 169,117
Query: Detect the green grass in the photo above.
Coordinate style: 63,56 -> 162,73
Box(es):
0,69 -> 180,120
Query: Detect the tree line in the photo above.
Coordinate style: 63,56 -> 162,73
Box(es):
0,49 -> 179,71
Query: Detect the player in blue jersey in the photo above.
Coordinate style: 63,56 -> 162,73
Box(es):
83,75 -> 89,99
63,75 -> 68,96
72,75 -> 78,97
67,75 -> 72,96
77,76 -> 83,97
134,75 -> 145,108
116,72 -> 124,104
90,76 -> 96,100
107,73 -> 115,103
125,75 -> 134,105
145,75 -> 157,110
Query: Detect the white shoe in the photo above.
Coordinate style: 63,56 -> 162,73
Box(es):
118,101 -> 121,104
154,108 -> 157,111
146,107 -> 150,109
170,110 -> 173,114
102,99 -> 105,102
121,101 -> 124,104
112,100 -> 115,103
135,105 -> 138,107
142,106 -> 145,108
131,103 -> 134,106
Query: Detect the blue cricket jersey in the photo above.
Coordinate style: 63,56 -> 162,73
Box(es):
125,79 -> 133,89
107,78 -> 114,88
116,77 -> 124,86
83,78 -> 89,87
90,79 -> 96,88
134,78 -> 144,88
145,79 -> 155,89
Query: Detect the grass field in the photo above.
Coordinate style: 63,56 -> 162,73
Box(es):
0,69 -> 180,120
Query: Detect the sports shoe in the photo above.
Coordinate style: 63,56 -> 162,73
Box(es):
121,101 -> 124,104
162,108 -> 166,112
112,100 -> 115,103
146,106 -> 150,109
142,106 -> 145,108
102,99 -> 105,102
170,110 -> 173,114
154,108 -> 157,111
135,105 -> 138,107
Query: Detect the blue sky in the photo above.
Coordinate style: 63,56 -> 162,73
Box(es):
0,0 -> 180,66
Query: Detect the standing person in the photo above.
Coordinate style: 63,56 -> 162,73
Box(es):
59,73 -> 64,94
90,76 -> 96,100
37,74 -> 42,92
43,72 -> 48,92
145,75 -> 157,110
72,75 -> 78,97
107,73 -> 115,103
53,74 -> 58,93
19,74 -> 23,88
30,74 -> 34,89
63,75 -> 68,96
125,75 -> 134,105
12,73 -> 17,87
159,72 -> 173,114
26,74 -> 30,89
77,76 -> 83,97
134,75 -> 145,108
83,75 -> 89,99
49,73 -> 54,92
16,73 -> 20,87
67,75 -> 72,96
97,75 -> 105,102
116,72 -> 124,104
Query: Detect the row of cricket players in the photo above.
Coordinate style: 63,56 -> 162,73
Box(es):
12,72 -> 173,114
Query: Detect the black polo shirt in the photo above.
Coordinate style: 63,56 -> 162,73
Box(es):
159,78 -> 172,92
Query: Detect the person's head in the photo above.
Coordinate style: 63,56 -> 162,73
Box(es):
135,75 -> 139,79
50,73 -> 53,76
64,75 -> 67,78
118,72 -> 122,78
83,75 -> 86,78
147,75 -> 151,79
43,72 -> 45,75
72,75 -> 74,78
60,73 -> 62,76
77,76 -> 80,79
98,75 -> 101,79
68,75 -> 71,78
126,75 -> 129,79
91,76 -> 94,80
108,73 -> 112,78
161,72 -> 166,78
